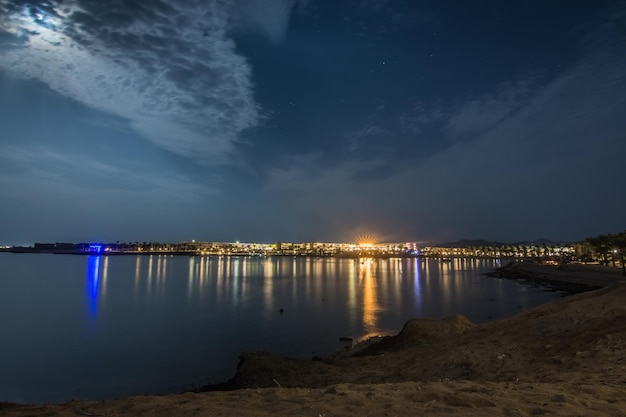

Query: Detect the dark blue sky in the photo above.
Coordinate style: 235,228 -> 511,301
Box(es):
1,0 -> 625,245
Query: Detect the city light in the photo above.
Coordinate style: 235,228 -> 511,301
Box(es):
1,239 -> 581,262
88,244 -> 103,253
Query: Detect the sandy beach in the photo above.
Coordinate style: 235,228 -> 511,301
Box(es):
2,262 -> 626,417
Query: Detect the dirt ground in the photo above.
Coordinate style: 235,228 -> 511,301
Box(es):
3,263 -> 626,417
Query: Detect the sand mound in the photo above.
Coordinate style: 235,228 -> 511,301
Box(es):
357,314 -> 474,355
214,315 -> 476,390
400,314 -> 475,339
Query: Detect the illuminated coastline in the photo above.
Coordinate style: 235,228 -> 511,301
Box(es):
0,240 -> 576,260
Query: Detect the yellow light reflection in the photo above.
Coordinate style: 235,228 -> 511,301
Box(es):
163,255 -> 169,280
187,257 -> 195,301
101,256 -> 109,299
198,256 -> 206,286
347,260 -> 357,322
134,256 -> 141,296
147,255 -> 154,297
263,259 -> 275,317
359,258 -> 379,335
216,255 -> 224,279
156,256 -> 163,284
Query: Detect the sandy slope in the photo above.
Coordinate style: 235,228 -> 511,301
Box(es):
2,263 -> 626,417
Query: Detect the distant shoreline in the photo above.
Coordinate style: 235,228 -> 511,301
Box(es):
0,248 -> 420,258
0,247 -> 564,261
0,247 -> 476,259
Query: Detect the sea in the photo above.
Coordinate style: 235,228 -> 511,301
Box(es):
0,253 -> 564,404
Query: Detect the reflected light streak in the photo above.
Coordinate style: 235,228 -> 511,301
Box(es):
187,257 -> 195,301
134,256 -> 141,296
85,256 -> 101,317
101,256 -> 109,298
232,257 -> 241,305
414,258 -> 422,307
241,257 -> 248,300
359,258 -> 379,334
233,257 -> 241,280
147,256 -> 154,297
348,260 -> 356,316
225,257 -> 231,282
263,260 -> 275,317
156,256 -> 163,283
263,259 -> 274,279
199,256 -> 206,283
216,257 -> 224,299
156,255 -> 168,295
279,258 -> 290,277
201,257 -> 209,298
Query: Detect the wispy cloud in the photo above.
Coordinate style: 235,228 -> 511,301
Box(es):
0,143 -> 218,197
264,12 -> 626,242
0,0 -> 305,163
232,0 -> 312,44
398,99 -> 445,136
444,78 -> 535,138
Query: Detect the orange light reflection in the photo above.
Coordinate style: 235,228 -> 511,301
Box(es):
359,258 -> 380,335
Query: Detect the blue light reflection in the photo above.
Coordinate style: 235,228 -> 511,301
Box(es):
86,256 -> 101,316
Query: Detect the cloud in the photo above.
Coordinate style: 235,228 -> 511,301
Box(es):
444,78 -> 534,138
346,125 -> 390,140
396,77 -> 537,144
345,124 -> 391,155
232,0 -> 310,44
398,99 -> 445,136
0,143 -> 218,195
0,141 -> 219,243
261,18 -> 626,243
0,0 -> 304,164
340,78 -> 538,181
0,168 -> 217,243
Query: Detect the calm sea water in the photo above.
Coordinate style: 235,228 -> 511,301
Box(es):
0,253 -> 562,404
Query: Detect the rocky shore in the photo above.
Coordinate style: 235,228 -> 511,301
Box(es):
2,263 -> 626,416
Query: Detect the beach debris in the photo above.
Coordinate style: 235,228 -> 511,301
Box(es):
423,399 -> 438,408
74,409 -> 99,416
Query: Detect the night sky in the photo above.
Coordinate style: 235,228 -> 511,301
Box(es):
1,0 -> 625,245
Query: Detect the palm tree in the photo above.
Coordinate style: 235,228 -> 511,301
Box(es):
587,234 -> 615,265
613,231 -> 626,276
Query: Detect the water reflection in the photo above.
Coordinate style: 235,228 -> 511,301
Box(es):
138,256 -> 525,337
85,255 -> 107,317
0,253 -> 568,404
359,258 -> 380,335
413,258 -> 422,310
134,256 -> 141,296
263,258 -> 275,317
